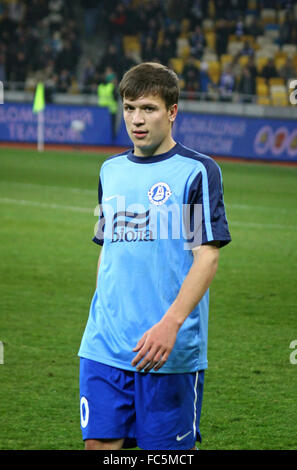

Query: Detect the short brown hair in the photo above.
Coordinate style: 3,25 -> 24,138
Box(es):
119,62 -> 179,109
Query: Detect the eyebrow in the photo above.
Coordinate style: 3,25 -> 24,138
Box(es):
123,100 -> 158,109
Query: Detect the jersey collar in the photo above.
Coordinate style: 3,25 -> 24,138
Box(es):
127,142 -> 181,164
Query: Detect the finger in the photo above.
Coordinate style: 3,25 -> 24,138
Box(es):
131,342 -> 151,367
144,351 -> 163,372
136,346 -> 160,371
135,353 -> 153,371
143,350 -> 163,372
153,352 -> 169,371
143,361 -> 155,373
132,333 -> 147,352
131,349 -> 147,367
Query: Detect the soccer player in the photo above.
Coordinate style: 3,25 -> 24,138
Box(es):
78,62 -> 231,450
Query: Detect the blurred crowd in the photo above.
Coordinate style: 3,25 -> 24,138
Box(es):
81,0 -> 297,104
0,0 -> 81,94
0,0 -> 296,103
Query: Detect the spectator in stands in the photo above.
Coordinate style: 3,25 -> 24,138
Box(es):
49,31 -> 63,54
7,0 -> 26,24
0,52 -> 6,82
24,0 -> 48,25
246,55 -> 258,81
228,0 -> 248,20
188,0 -> 207,28
57,68 -> 72,92
219,64 -> 235,101
189,25 -> 206,60
55,38 -> 79,74
246,17 -> 264,38
81,0 -> 103,38
141,36 -> 157,63
241,40 -> 254,58
37,44 -> 56,71
124,2 -> 141,35
0,6 -> 18,37
279,57 -> 296,84
234,15 -> 245,38
46,0 -> 65,33
137,0 -> 164,35
231,53 -> 243,83
199,61 -> 213,97
262,57 -> 278,81
162,22 -> 179,59
10,51 -> 27,88
120,49 -> 138,76
215,19 -> 230,57
81,58 -> 96,91
237,65 -> 256,103
108,2 -> 128,38
279,10 -> 295,45
182,55 -> 201,98
97,44 -> 122,81
142,18 -> 160,51
155,37 -> 174,67
214,0 -> 229,19
166,0 -> 191,23
44,73 -> 58,102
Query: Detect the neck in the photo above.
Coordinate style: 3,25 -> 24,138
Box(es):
134,137 -> 176,157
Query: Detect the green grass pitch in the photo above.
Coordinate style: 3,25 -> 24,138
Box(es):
0,147 -> 296,450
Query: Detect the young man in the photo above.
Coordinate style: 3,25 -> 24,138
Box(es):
78,62 -> 231,450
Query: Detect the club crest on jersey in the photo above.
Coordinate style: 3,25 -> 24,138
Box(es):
148,182 -> 172,206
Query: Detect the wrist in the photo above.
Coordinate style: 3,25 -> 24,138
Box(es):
162,304 -> 185,331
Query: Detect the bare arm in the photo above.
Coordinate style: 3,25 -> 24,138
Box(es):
131,242 -> 220,372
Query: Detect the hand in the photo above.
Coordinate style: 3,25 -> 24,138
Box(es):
131,316 -> 180,372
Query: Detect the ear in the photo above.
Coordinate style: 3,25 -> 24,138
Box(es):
168,103 -> 178,123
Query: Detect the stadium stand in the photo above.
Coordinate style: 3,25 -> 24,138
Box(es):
0,0 -> 296,105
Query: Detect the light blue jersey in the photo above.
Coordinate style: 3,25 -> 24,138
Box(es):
78,142 -> 231,373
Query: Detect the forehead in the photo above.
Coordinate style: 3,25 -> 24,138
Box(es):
123,93 -> 166,107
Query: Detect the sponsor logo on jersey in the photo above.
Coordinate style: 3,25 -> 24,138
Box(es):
111,210 -> 154,243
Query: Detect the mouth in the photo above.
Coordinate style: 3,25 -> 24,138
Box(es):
132,130 -> 148,139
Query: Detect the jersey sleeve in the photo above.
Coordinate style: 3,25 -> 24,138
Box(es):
186,160 -> 231,248
92,175 -> 105,246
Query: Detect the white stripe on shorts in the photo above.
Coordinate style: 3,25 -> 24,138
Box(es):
193,371 -> 199,436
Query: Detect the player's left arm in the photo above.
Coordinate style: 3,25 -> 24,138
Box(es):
131,241 -> 220,372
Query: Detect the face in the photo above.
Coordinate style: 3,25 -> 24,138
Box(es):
123,94 -> 178,157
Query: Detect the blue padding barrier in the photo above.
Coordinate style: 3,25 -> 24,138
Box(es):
0,103 -> 112,145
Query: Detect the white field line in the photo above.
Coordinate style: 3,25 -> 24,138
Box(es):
0,182 -> 294,214
227,203 -> 293,214
0,197 -> 92,214
229,220 -> 296,231
0,181 -> 95,194
0,197 -> 296,231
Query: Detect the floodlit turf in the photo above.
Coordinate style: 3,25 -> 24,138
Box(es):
0,147 -> 296,450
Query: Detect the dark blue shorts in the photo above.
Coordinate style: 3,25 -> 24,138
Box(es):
79,358 -> 205,450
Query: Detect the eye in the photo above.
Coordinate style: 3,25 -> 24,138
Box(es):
144,106 -> 155,112
124,105 -> 134,112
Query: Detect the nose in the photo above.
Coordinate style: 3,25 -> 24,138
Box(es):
132,108 -> 145,125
